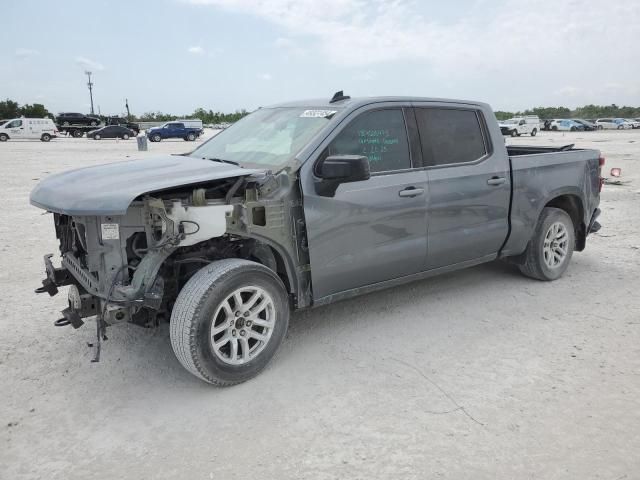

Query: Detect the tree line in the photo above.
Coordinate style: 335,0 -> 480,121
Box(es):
0,98 -> 248,124
3,98 -> 639,124
0,99 -> 51,119
136,108 -> 249,124
494,104 -> 640,121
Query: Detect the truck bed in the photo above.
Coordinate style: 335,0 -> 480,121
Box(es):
501,145 -> 601,257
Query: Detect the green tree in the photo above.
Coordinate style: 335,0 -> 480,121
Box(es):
494,111 -> 514,121
0,99 -> 20,119
19,103 -> 51,118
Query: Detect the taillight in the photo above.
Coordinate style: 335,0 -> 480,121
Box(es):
598,155 -> 605,192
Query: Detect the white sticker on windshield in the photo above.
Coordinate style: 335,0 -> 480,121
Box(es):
300,110 -> 337,118
101,223 -> 120,240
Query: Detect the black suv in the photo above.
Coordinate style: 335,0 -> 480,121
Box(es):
105,116 -> 140,134
56,113 -> 101,127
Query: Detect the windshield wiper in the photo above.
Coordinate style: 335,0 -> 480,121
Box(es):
203,157 -> 242,167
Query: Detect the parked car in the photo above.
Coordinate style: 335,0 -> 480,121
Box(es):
596,118 -> 630,130
0,117 -> 58,142
56,112 -> 101,127
624,119 -> 640,129
106,116 -> 140,134
498,116 -> 539,137
572,119 -> 598,131
147,122 -> 203,142
86,125 -> 136,140
31,94 -> 604,386
549,119 -> 584,131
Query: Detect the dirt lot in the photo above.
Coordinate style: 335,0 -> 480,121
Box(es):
1,129 -> 639,479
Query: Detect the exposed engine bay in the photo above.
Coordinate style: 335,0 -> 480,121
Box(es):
36,171 -> 311,359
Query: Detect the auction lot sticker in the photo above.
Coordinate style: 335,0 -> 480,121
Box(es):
101,223 -> 120,240
300,110 -> 337,118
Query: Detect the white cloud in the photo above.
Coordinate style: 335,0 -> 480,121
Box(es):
258,73 -> 272,81
184,0 -> 640,71
188,46 -> 205,54
75,56 -> 105,71
15,48 -> 39,58
274,37 -> 305,57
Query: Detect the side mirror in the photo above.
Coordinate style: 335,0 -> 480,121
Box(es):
314,154 -> 370,197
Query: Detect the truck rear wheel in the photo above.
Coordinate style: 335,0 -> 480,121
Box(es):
531,128 -> 537,136
187,133 -> 196,141
519,207 -> 575,281
40,133 -> 51,142
72,130 -> 83,138
170,259 -> 290,386
152,134 -> 162,142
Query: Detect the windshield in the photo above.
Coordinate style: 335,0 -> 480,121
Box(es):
189,107 -> 338,169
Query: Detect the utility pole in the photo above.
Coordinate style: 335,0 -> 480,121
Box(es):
85,71 -> 95,115
125,98 -> 131,120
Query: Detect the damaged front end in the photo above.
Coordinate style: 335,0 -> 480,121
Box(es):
33,165 -> 311,361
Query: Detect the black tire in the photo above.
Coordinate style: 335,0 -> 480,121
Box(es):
40,133 -> 51,142
94,134 -> 101,140
152,134 -> 162,142
552,126 -> 558,131
570,126 -> 576,132
187,132 -> 196,141
617,125 -> 623,130
72,130 -> 83,138
90,120 -> 99,126
62,121 -> 70,126
170,259 -> 290,386
531,128 -> 537,137
510,129 -> 518,137
122,133 -> 130,140
518,207 -> 575,281
0,133 -> 8,142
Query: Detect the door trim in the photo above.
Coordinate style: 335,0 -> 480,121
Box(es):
311,253 -> 497,307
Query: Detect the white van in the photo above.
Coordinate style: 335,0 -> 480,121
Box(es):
0,117 -> 58,142
498,115 -> 540,137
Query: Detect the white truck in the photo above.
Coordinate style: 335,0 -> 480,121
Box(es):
0,117 -> 58,142
499,116 -> 540,137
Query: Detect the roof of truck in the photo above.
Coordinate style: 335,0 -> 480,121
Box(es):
266,95 -> 490,110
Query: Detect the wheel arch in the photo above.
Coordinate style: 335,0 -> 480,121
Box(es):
543,193 -> 586,251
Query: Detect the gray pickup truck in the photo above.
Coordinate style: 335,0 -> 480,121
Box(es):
31,93 -> 603,386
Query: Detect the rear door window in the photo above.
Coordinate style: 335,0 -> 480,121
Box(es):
326,109 -> 411,173
415,108 -> 487,167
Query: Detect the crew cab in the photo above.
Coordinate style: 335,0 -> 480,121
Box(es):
147,122 -> 203,142
31,93 -> 603,386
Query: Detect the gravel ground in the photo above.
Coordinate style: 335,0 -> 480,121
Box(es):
1,129 -> 639,479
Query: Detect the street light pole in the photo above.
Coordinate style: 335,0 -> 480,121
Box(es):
85,71 -> 95,115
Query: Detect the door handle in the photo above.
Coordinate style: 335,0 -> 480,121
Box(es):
487,177 -> 506,186
399,187 -> 425,197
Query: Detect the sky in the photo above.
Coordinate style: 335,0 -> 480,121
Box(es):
2,0 -> 639,116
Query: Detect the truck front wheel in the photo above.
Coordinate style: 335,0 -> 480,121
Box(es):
170,259 -> 290,386
519,207 -> 575,281
511,129 -> 518,137
186,133 -> 196,141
